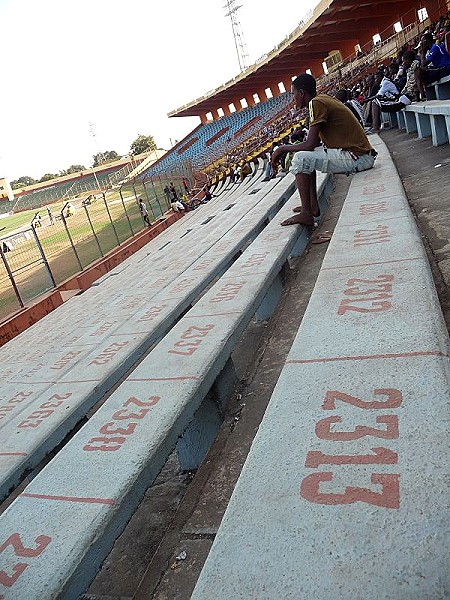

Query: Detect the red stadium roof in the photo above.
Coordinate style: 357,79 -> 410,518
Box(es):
169,0 -> 435,119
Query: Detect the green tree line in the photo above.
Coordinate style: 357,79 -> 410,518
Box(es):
10,134 -> 158,189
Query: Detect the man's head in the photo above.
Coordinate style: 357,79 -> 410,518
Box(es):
402,50 -> 416,68
421,32 -> 434,51
334,89 -> 348,103
388,62 -> 399,77
292,73 -> 317,109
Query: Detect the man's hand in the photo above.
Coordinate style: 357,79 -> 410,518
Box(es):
270,145 -> 288,170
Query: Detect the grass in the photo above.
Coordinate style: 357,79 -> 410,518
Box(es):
0,194 -> 154,322
0,180 -> 174,323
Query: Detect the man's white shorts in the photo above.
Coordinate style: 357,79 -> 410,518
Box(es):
290,146 -> 375,175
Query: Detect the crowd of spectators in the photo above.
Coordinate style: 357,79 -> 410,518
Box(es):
166,9 -> 450,197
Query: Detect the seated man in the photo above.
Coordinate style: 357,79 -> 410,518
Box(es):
418,32 -> 450,97
271,73 -> 376,227
334,89 -> 366,128
370,51 -> 420,131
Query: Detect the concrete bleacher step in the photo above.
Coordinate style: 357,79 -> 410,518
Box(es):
0,174 -> 332,599
0,174 -> 298,502
58,289 -> 81,302
191,136 -> 450,599
397,99 -> 450,146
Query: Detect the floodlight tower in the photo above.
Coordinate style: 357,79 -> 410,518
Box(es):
223,0 -> 249,72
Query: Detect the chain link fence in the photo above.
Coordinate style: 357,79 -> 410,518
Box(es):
0,185 -> 168,323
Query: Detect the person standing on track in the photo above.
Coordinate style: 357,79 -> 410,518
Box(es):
139,198 -> 152,227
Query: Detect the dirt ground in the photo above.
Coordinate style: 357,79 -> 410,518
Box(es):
81,130 -> 449,599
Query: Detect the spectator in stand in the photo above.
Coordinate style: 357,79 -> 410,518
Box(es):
202,185 -> 212,202
171,198 -> 185,213
169,182 -> 179,201
370,51 -> 420,132
164,185 -> 172,205
418,32 -> 450,98
138,198 -> 152,227
361,63 -> 402,131
334,89 -> 366,128
362,70 -> 383,126
271,73 -> 376,227
182,177 -> 189,194
394,50 -> 408,91
347,89 -> 367,126
262,142 -> 279,181
239,162 -> 252,182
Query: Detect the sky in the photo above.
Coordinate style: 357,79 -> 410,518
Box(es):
0,0 -> 319,180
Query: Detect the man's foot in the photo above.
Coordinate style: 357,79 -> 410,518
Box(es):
281,214 -> 314,227
292,206 -> 320,218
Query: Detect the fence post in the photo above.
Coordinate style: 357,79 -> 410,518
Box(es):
31,226 -> 56,287
84,204 -> 103,257
61,203 -> 83,271
0,242 -> 24,308
101,192 -> 120,246
119,187 -> 134,236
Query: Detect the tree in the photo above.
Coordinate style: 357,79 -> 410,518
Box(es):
39,173 -> 58,183
10,176 -> 36,189
92,150 -> 121,167
60,165 -> 86,176
130,134 -> 157,156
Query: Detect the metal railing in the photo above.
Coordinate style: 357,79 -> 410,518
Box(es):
0,190 -> 158,323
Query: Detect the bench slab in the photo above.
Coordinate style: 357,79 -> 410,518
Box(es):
192,137 -> 450,599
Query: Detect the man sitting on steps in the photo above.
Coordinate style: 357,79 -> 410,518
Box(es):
271,73 -> 376,227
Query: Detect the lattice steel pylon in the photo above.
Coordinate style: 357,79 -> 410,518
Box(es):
223,0 -> 249,72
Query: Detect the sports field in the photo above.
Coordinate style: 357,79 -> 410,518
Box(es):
0,184 -> 171,322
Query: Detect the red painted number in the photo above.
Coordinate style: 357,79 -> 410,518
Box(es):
315,415 -> 399,441
305,446 -> 398,468
99,422 -> 137,436
338,275 -> 394,315
83,436 -> 126,452
300,472 -> 400,508
17,393 -> 72,429
322,388 -> 402,410
0,533 -> 51,588
83,396 -> 160,452
168,325 -> 214,356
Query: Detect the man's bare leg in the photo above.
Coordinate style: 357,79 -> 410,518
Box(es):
370,102 -> 381,132
281,172 -> 315,226
292,170 -> 320,217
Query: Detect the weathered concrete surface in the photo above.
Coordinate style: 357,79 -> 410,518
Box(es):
382,129 -> 450,328
85,130 -> 450,599
83,179 -> 344,600
190,139 -> 450,599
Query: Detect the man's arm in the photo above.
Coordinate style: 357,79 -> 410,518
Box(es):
271,124 -> 321,169
420,40 -> 433,67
